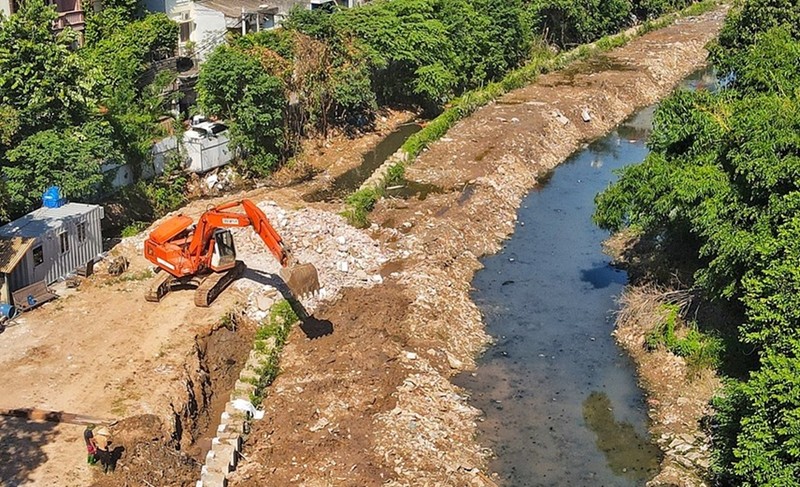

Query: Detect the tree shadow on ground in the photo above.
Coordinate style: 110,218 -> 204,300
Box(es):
0,416 -> 60,485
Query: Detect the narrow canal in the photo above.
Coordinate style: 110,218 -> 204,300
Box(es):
455,69 -> 717,486
304,122 -> 422,202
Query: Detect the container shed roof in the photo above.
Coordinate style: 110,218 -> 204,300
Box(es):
0,203 -> 101,239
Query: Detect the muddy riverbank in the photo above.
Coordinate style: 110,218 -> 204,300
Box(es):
230,8 -> 727,486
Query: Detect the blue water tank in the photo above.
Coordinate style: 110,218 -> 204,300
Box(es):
42,186 -> 66,208
0,303 -> 16,318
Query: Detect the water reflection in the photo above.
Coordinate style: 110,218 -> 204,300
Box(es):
455,128 -> 653,486
583,392 -> 662,481
580,263 -> 628,289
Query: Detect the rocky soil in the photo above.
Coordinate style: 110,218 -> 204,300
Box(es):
614,285 -> 721,487
0,8 -> 727,487
230,7 -> 728,487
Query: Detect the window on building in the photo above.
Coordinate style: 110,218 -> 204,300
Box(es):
59,232 -> 69,254
33,246 -> 44,267
77,222 -> 87,243
179,21 -> 193,43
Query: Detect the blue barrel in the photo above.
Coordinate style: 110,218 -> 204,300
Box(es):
0,303 -> 16,318
42,186 -> 65,208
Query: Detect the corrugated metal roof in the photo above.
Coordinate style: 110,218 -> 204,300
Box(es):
0,203 -> 101,239
0,237 -> 34,274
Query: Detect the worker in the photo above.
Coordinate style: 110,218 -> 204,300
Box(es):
83,425 -> 97,465
93,426 -> 113,474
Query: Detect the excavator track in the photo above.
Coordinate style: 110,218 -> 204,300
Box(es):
194,261 -> 245,307
145,270 -> 175,303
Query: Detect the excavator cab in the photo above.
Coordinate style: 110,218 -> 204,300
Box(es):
209,229 -> 237,272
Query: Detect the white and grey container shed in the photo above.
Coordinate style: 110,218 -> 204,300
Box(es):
0,202 -> 104,305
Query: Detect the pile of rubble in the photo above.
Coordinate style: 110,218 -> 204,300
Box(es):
232,201 -> 397,316
374,355 -> 496,487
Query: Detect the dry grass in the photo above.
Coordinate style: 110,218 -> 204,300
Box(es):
616,284 -> 694,335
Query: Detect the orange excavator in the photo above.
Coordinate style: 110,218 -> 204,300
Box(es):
143,199 -> 320,307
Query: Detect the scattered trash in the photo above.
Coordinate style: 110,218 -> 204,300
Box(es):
107,256 -> 129,276
231,399 -> 265,420
552,110 -> 570,125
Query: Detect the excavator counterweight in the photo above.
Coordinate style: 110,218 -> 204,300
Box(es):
143,199 -> 320,306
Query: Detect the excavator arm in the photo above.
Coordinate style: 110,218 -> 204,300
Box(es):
187,199 -> 291,267
188,199 -> 319,297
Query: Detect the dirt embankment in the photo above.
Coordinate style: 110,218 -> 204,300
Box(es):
230,8 -> 728,487
0,10 -> 725,487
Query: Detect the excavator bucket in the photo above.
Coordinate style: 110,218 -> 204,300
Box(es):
280,263 -> 320,298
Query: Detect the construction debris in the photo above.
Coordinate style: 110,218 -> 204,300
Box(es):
232,201 -> 396,316
107,255 -> 130,276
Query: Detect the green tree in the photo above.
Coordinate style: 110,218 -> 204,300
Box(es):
82,12 -> 179,174
632,0 -> 690,20
333,0 -> 459,106
2,121 -> 122,213
713,343 -> 800,486
711,0 -> 800,73
736,25 -> 800,96
527,0 -> 632,48
198,45 -> 285,176
83,12 -> 178,92
593,12 -> 800,484
0,0 -> 89,146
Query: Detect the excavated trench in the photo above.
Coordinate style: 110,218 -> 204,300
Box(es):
175,313 -> 256,460
96,313 -> 256,487
304,122 -> 422,202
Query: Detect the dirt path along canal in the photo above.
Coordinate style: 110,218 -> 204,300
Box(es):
230,10 -> 727,487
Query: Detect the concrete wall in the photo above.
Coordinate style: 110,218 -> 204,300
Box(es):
192,3 -> 226,61
184,133 -> 234,174
0,0 -> 12,17
148,136 -> 178,178
102,162 -> 136,189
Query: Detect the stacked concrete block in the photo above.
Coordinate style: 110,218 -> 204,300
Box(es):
359,149 -> 410,192
197,320 -> 282,486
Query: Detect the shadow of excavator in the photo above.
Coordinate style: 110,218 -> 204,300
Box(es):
241,268 -> 333,340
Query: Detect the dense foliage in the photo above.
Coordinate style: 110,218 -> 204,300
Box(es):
0,0 -> 179,222
594,2 -> 800,483
197,0 -> 696,179
198,45 -> 285,176
710,0 -> 800,73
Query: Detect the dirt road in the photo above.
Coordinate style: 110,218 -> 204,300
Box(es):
0,9 -> 725,487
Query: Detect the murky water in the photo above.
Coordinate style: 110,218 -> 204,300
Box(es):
304,123 -> 422,202
455,69 -> 715,486
385,179 -> 444,200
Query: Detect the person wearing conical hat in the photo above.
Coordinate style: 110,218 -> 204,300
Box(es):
94,426 -> 113,474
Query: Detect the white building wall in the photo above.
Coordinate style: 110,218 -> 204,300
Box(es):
165,0 -> 191,15
184,134 -> 234,173
0,0 -> 12,17
191,3 -> 226,61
